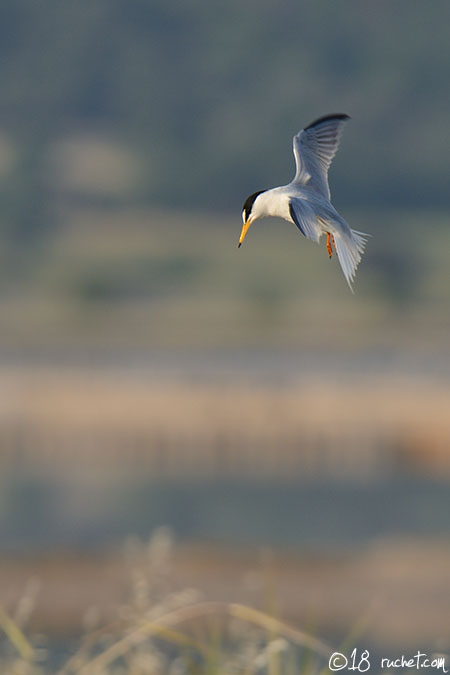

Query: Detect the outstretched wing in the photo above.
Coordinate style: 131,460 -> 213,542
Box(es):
292,114 -> 350,199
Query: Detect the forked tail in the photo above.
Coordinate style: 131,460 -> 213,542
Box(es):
333,228 -> 369,292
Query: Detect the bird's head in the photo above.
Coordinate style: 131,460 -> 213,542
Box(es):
238,190 -> 267,248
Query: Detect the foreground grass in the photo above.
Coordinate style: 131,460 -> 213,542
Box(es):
0,530 -> 333,675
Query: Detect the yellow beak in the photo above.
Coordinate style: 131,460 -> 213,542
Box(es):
238,216 -> 253,248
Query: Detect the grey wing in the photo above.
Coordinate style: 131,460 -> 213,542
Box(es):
289,198 -> 321,243
292,114 -> 350,199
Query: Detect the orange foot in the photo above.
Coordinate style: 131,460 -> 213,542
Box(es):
326,232 -> 336,258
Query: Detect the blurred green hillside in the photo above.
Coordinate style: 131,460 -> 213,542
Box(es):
0,205 -> 448,351
0,0 -> 449,243
0,1 -> 448,345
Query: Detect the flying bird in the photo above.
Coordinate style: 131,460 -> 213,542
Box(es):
239,114 -> 368,291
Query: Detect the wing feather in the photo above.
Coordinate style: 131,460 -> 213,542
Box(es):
292,114 -> 350,199
289,198 -> 321,242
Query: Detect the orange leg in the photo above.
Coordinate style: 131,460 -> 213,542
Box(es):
326,233 -> 337,258
326,232 -> 333,258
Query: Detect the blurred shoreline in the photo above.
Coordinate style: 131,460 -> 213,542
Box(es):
1,356 -> 449,484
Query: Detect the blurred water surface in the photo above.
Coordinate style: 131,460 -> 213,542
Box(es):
1,474 -> 449,554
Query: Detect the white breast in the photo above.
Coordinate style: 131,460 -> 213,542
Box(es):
253,186 -> 293,222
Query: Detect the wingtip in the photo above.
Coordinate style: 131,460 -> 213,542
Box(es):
304,113 -> 351,131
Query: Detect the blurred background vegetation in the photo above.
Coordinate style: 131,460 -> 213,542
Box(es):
0,1 -> 449,669
0,0 -> 448,349
0,0 -> 450,215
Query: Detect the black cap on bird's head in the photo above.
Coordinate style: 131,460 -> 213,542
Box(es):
239,189 -> 266,247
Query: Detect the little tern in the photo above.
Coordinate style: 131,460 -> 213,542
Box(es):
239,114 -> 368,291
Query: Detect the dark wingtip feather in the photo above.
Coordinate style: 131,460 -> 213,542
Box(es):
304,113 -> 351,131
